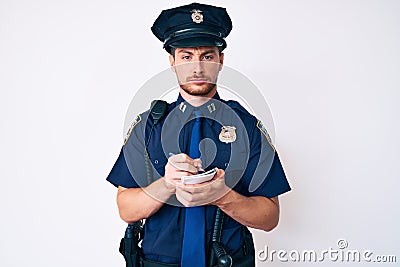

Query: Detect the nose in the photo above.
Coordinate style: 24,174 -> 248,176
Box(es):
192,60 -> 204,74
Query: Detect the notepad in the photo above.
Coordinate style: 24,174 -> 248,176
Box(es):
181,168 -> 217,185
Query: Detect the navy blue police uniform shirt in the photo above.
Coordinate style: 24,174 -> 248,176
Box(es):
107,93 -> 291,264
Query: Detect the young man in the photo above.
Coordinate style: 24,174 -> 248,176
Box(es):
107,3 -> 291,267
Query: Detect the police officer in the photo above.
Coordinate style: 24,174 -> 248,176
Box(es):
107,3 -> 291,267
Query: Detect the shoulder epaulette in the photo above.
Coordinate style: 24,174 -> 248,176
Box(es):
256,120 -> 275,151
123,114 -> 142,145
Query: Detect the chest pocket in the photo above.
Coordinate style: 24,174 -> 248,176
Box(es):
145,146 -> 168,181
212,144 -> 232,170
152,156 -> 167,178
207,142 -> 247,190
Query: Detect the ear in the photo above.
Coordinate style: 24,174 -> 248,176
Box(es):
169,54 -> 176,73
218,53 -> 224,71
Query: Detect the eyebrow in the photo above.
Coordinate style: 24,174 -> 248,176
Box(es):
177,49 -> 218,55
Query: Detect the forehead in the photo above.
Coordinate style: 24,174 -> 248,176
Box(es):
175,46 -> 219,54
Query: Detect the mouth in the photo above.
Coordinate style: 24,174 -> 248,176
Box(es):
188,78 -> 209,84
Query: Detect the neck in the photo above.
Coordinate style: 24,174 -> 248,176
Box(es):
179,87 -> 217,107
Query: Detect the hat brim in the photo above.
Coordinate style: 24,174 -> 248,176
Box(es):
165,34 -> 226,53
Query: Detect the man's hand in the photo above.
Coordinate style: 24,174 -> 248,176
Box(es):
164,153 -> 203,194
175,168 -> 230,207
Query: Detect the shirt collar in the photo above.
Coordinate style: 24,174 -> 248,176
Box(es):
175,92 -> 222,122
175,91 -> 221,106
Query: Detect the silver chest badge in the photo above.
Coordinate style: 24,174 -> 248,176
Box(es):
191,9 -> 203,23
219,126 -> 237,143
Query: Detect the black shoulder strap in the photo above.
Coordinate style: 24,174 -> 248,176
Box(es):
120,100 -> 169,266
150,100 -> 168,125
144,100 -> 168,184
131,99 -> 169,216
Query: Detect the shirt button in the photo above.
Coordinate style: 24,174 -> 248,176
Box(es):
154,160 -> 159,164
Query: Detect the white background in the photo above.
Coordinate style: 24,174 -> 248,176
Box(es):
1,0 -> 399,266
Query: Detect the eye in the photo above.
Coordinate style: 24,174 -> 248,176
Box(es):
182,55 -> 191,60
202,55 -> 214,60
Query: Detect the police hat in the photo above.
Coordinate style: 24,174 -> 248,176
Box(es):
151,3 -> 232,54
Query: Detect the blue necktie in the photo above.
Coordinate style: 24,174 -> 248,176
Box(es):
181,110 -> 206,267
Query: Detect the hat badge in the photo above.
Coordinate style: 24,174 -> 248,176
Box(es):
219,126 -> 237,143
191,9 -> 203,23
